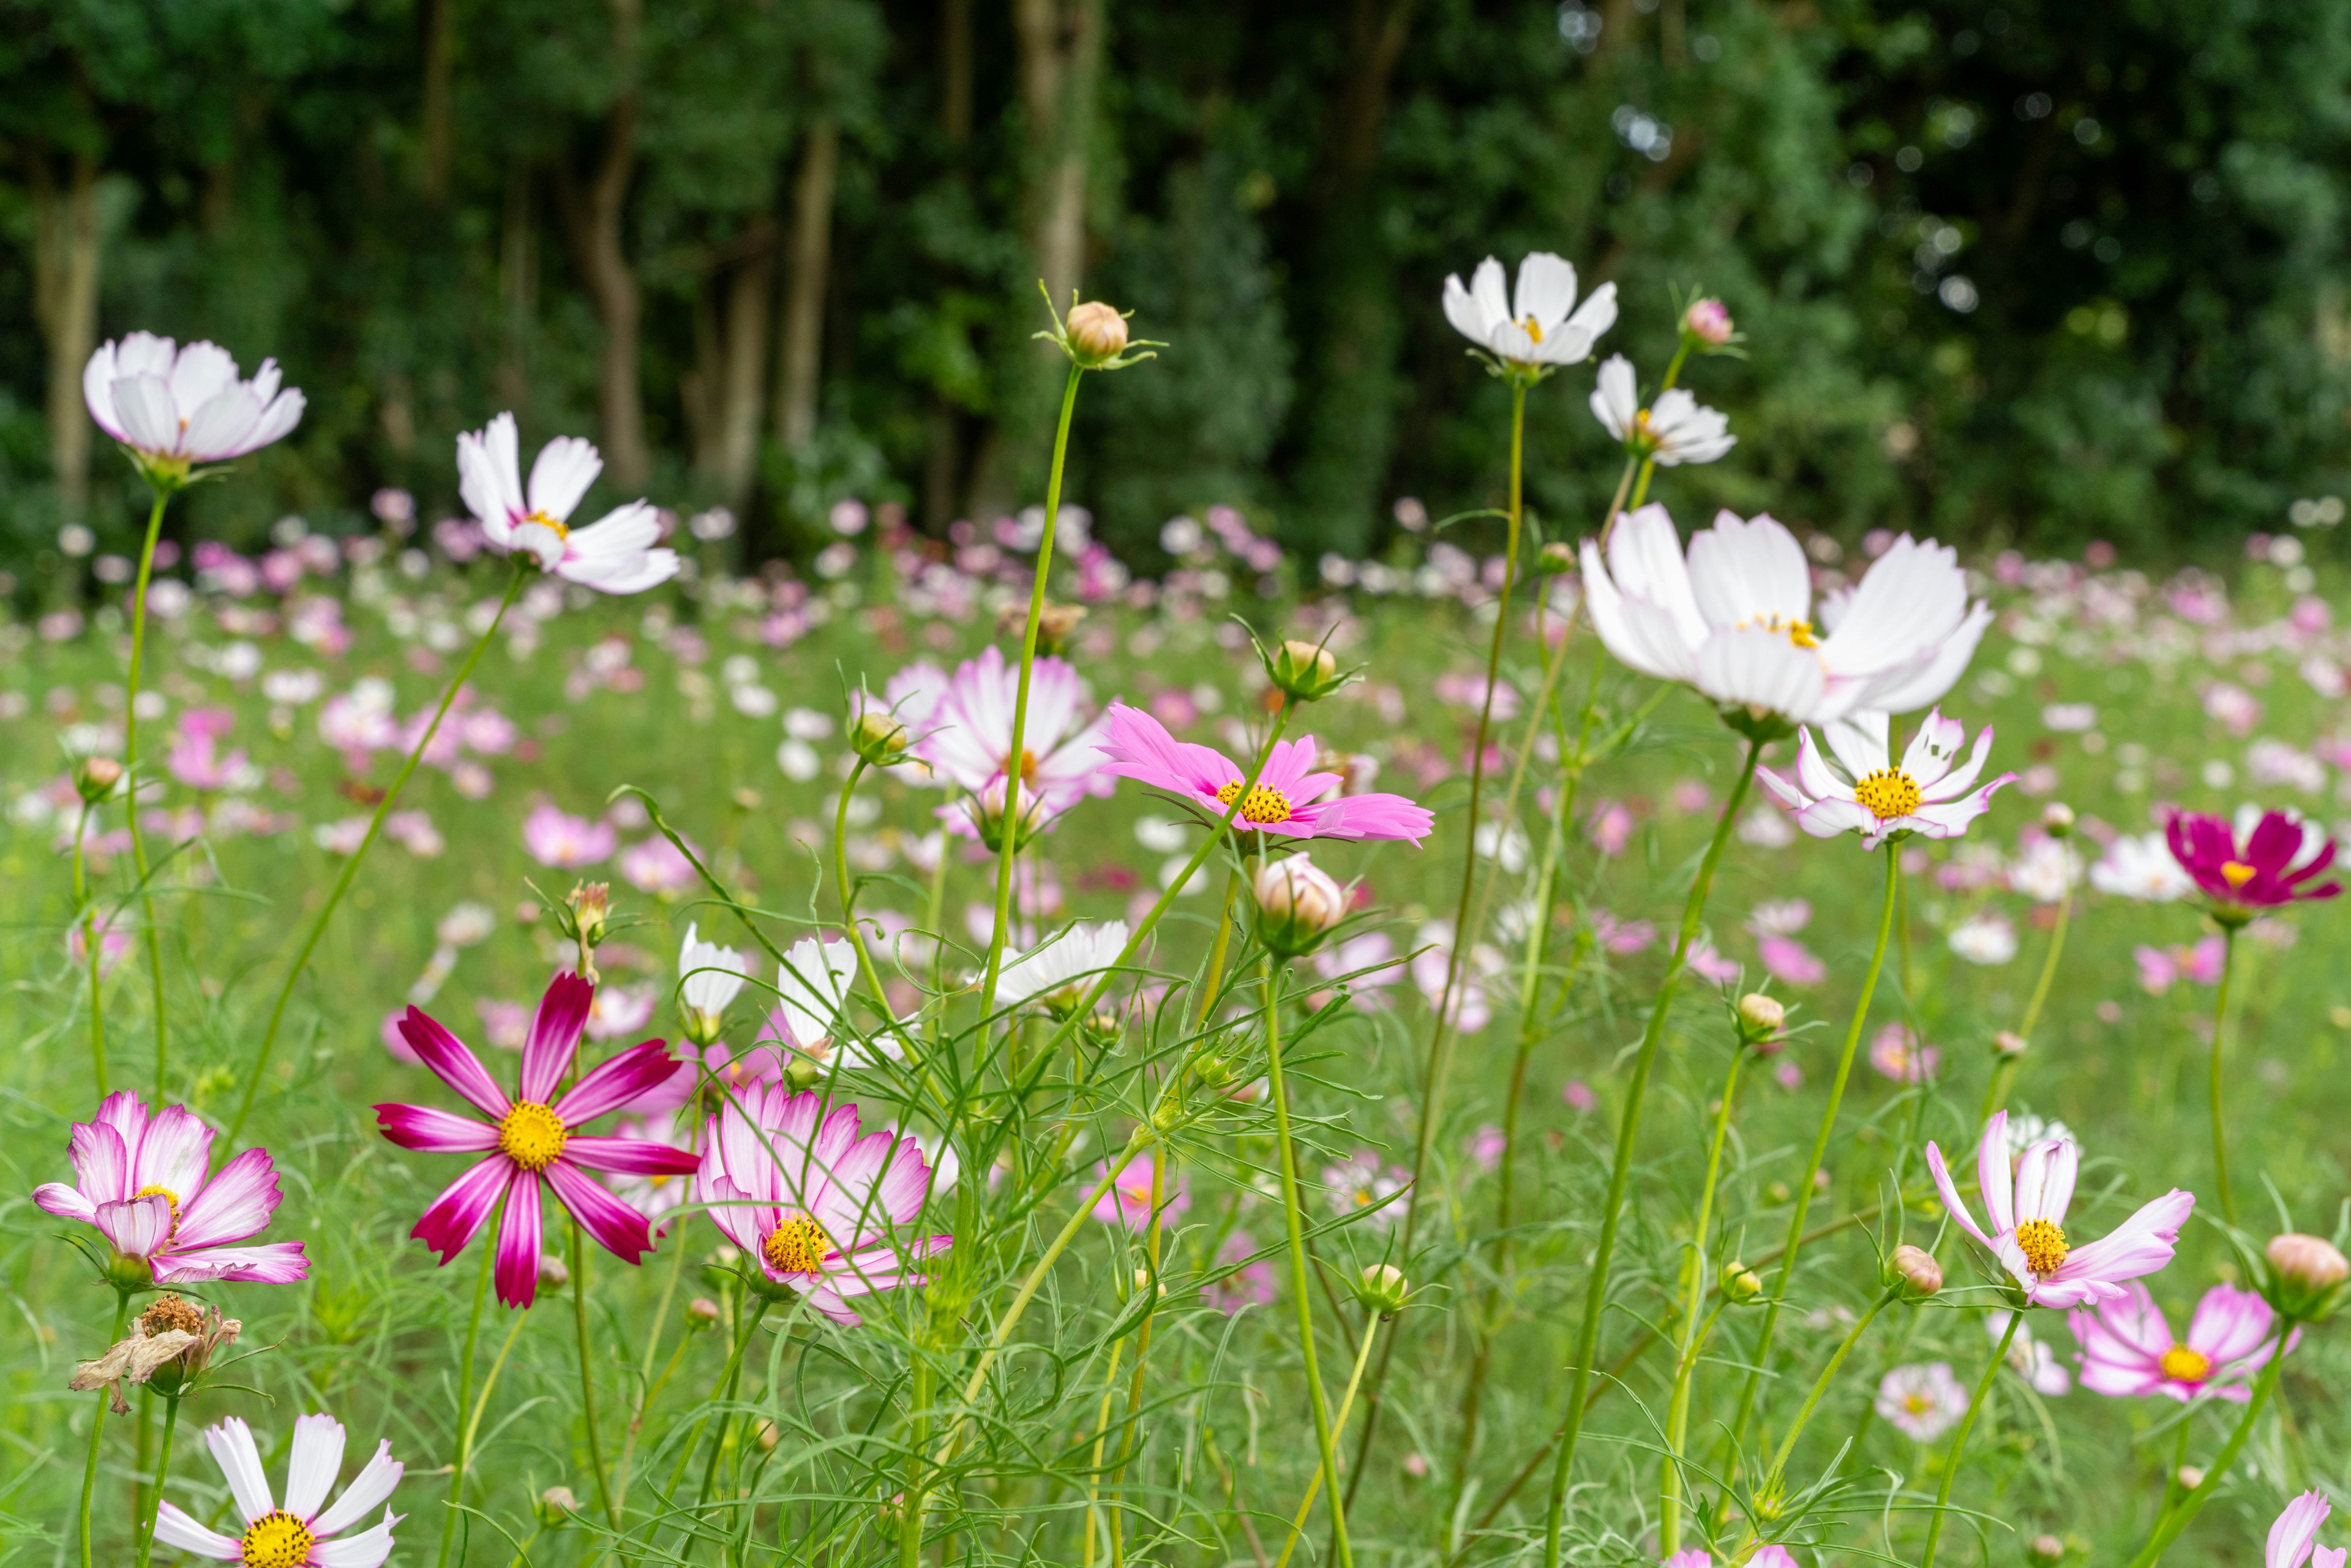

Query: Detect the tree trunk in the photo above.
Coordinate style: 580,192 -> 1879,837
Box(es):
497,162 -> 538,412
419,0 -> 456,203
30,151 -> 101,512
1011,0 -> 1104,309
553,0 -> 648,489
923,0 -> 976,531
776,118 -> 839,453
691,228 -> 774,508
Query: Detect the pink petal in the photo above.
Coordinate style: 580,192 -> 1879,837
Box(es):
156,1242 -> 309,1285
397,1007 -> 512,1119
1923,1141 -> 1993,1253
374,1103 -> 501,1154
67,1119 -> 132,1206
32,1180 -> 99,1226
553,1040 -> 687,1127
411,1155 -> 516,1264
96,1194 -> 173,1258
546,1160 -> 656,1265
493,1173 -> 544,1308
131,1103 -> 217,1207
519,972 -> 596,1105
565,1135 -> 700,1176
171,1147 -> 282,1250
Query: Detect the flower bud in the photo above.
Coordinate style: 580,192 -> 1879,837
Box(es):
1133,1266 -> 1166,1303
1265,639 -> 1346,703
568,882 -> 611,948
75,756 -> 124,803
1721,1261 -> 1763,1303
2264,1232 -> 2350,1321
754,1419 -> 781,1452
1065,301 -> 1130,363
103,1248 -> 155,1293
2027,1535 -> 2066,1566
1535,541 -> 1577,576
850,708 -> 911,768
1992,1030 -> 2028,1059
2175,1466 -> 2205,1491
1036,601 -> 1089,656
970,776 -> 1051,853
537,1487 -> 579,1528
1888,1244 -> 1943,1299
1083,1010 -> 1125,1049
1253,852 -> 1348,958
1682,298 -> 1734,347
2041,802 -> 2076,838
686,1297 -> 722,1330
538,1253 -> 572,1294
1355,1262 -> 1412,1315
1736,993 -> 1785,1043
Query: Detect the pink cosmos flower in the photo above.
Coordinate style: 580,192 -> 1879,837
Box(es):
373,973 -> 699,1307
1757,934 -> 1825,986
34,1092 -> 307,1285
1926,1111 -> 2193,1308
1098,702 -> 1433,842
152,1412 -> 402,1568
913,647 -> 1112,825
1092,1153 -> 1192,1229
2164,807 -> 2341,911
1875,1362 -> 1969,1441
2270,1493 -> 2347,1568
2071,1281 -> 2288,1402
1869,1022 -> 1938,1084
456,411 -> 679,594
620,835 -> 698,895
167,709 -> 249,791
83,334 -> 304,469
1310,931 -> 1407,1007
523,802 -> 617,869
1202,1230 -> 1277,1315
694,1081 -> 951,1326
1756,708 -> 2015,851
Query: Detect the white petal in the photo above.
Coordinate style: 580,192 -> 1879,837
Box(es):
82,341 -> 127,441
1820,535 -> 1968,681
309,1510 -> 402,1568
1823,709 -> 1889,780
1797,798 -> 1876,838
1897,708 -> 1967,789
1685,510 -> 1810,632
526,435 -> 603,523
204,1416 -> 276,1523
309,1442 -> 404,1539
1511,252 -> 1578,330
282,1412 -> 346,1521
1589,354 -> 1638,440
151,1502 -> 242,1561
110,375 -> 182,454
1468,257 -> 1509,337
1919,724 -> 1996,802
243,390 -> 306,453
1441,273 -> 1487,345
165,342 -> 238,418
1605,504 -> 1709,645
1794,726 -> 1851,800
1693,627 -> 1826,722
179,386 -> 266,463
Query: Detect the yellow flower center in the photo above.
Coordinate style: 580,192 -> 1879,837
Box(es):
1215,780 -> 1293,825
241,1510 -> 314,1568
522,508 -> 570,541
2159,1343 -> 2213,1383
762,1211 -> 830,1274
1739,612 -> 1819,649
132,1184 -> 183,1236
497,1100 -> 568,1172
1851,769 -> 1924,822
2014,1217 -> 2069,1277
1901,1393 -> 1931,1416
2221,860 -> 2256,889
1520,313 -> 1546,344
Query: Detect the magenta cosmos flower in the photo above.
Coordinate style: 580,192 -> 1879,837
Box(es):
34,1092 -> 307,1285
2164,806 -> 2341,915
695,1081 -> 950,1326
2071,1280 -> 2289,1403
1926,1111 -> 2192,1309
154,1412 -> 402,1568
375,972 -> 699,1308
83,334 -> 305,476
912,647 -> 1112,827
456,411 -> 679,594
1098,702 -> 1433,842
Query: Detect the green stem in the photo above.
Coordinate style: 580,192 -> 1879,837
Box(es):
899,1349 -> 932,1568
1264,960 -> 1352,1568
226,562 -> 527,1144
613,1218 -> 694,1519
75,803 -> 108,1097
1918,1313 -> 2022,1568
80,1289 -> 132,1568
1727,846 -> 1901,1455
133,1394 -> 181,1568
1982,889 -> 2071,1125
1195,870 -> 1242,1029
571,1221 -> 617,1530
2208,926 -> 2240,1226
437,1216 -> 499,1568
688,1292 -> 772,1514
1538,737 -> 1760,1568
1274,1313 -> 1384,1568
833,758 -> 917,1057
122,489 -> 171,1097
978,362 -> 1085,1019
1758,1290 -> 1895,1499
1106,1140 -> 1169,1565
1659,1044 -> 1751,1555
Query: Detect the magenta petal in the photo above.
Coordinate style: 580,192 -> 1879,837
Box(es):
546,1160 -> 656,1265
156,1241 -> 309,1285
411,1155 -> 516,1264
520,972 -> 596,1105
564,1135 -> 701,1176
376,1103 -> 501,1155
555,1041 -> 688,1127
170,1147 -> 281,1250
398,1007 -> 512,1119
494,1173 -> 543,1308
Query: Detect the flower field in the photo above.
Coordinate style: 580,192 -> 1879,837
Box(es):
6,290 -> 2351,1568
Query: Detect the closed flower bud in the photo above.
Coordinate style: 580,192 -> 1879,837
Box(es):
1035,601 -> 1089,656
850,708 -> 911,767
2175,1466 -> 2205,1491
686,1297 -> 722,1330
970,776 -> 1051,852
75,756 -> 123,802
1254,852 -> 1348,957
2041,802 -> 2075,838
1265,638 -> 1346,702
1722,1261 -> 1763,1302
1065,301 -> 1130,363
1736,993 -> 1786,1042
1682,297 -> 1734,347
1888,1244 -> 1943,1298
537,1487 -> 579,1527
537,1253 -> 571,1294
1356,1262 -> 1411,1315
754,1419 -> 781,1452
1133,1266 -> 1166,1302
567,882 -> 611,948
1992,1030 -> 2028,1058
2264,1232 -> 2350,1320
1536,541 -> 1577,576
2027,1536 -> 2066,1566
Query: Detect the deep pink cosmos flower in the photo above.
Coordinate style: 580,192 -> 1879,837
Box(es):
1098,702 -> 1433,842
374,973 -> 699,1308
2071,1280 -> 2289,1402
2164,807 -> 2341,913
34,1092 -> 307,1285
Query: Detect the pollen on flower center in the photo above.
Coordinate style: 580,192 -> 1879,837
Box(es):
762,1211 -> 830,1274
240,1510 -> 314,1568
2221,860 -> 2256,889
522,508 -> 571,541
497,1100 -> 568,1172
2014,1217 -> 2069,1276
1851,769 -> 1923,822
1738,612 -> 1818,650
2159,1343 -> 2213,1383
132,1183 -> 183,1235
1520,313 -> 1545,344
1215,779 -> 1292,824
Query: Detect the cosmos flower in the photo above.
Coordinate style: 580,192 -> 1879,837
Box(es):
1868,1022 -> 1939,1084
913,647 -> 1111,827
1755,709 -> 2015,850
522,803 -> 617,870
1324,1150 -> 1411,1229
1091,1153 -> 1191,1229
456,411 -> 678,593
1875,1362 -> 1969,1441
1439,252 -> 1618,368
33,1092 -> 307,1285
1202,1230 -> 1277,1315
677,923 -> 753,1045
2071,1281 -> 2287,1403
694,1082 -> 950,1326
1948,911 -> 2019,965
2090,831 -> 2195,902
1588,355 -> 1734,466
152,1412 -> 402,1568
620,836 -> 699,896
374,972 -> 700,1308
2164,806 -> 2341,915
1926,1111 -> 2193,1309
1580,508 -> 1992,727
1986,1309 -> 2072,1395
83,334 -> 305,480
2269,1493 -> 2345,1568
998,921 -> 1131,1012
1098,702 -> 1433,842
1310,931 -> 1408,1008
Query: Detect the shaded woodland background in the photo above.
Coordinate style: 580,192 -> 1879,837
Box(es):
4,0 -> 2350,573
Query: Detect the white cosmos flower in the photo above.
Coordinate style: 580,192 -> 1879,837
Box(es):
1755,708 -> 2016,850
1589,355 -> 1734,465
84,334 -> 305,474
999,920 -> 1131,1011
457,411 -> 678,594
1440,253 -> 1618,368
1580,505 -> 1993,726
154,1412 -> 403,1568
678,922 -> 752,1041
2088,831 -> 2195,901
758,936 -> 905,1074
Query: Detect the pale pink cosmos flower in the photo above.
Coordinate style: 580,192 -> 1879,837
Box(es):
586,983 -> 659,1041
34,1092 -> 308,1285
1926,1111 -> 2194,1308
1869,1022 -> 1938,1084
523,802 -> 617,869
913,647 -> 1111,828
1875,1362 -> 1968,1441
1324,1150 -> 1410,1229
1757,708 -> 2016,851
456,412 -> 678,593
1098,702 -> 1434,842
1203,1230 -> 1277,1315
83,334 -> 305,471
1310,931 -> 1407,1007
694,1081 -> 950,1326
2269,1492 -> 2346,1568
1092,1153 -> 1191,1229
1663,1551 -> 1713,1568
152,1412 -> 402,1568
620,835 -> 698,895
2071,1281 -> 2287,1402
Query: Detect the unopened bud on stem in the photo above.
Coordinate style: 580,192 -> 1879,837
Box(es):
1736,992 -> 1785,1045
1066,301 -> 1130,364
1992,1030 -> 2028,1059
2042,802 -> 2075,838
1254,853 -> 1348,958
2265,1232 -> 2350,1321
1355,1263 -> 1411,1315
1888,1244 -> 1943,1298
850,709 -> 911,768
1722,1261 -> 1763,1303
1682,298 -> 1734,347
1265,638 -> 1346,702
76,756 -> 123,802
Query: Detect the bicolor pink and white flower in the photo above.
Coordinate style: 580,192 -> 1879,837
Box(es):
694,1082 -> 950,1325
456,411 -> 678,593
1589,355 -> 1734,466
2268,1492 -> 2346,1568
913,647 -> 1111,829
523,803 -> 617,869
1757,709 -> 2015,850
374,972 -> 699,1307
84,334 -> 305,476
1875,1362 -> 1969,1441
1926,1111 -> 2193,1308
153,1412 -> 402,1568
1440,253 -> 1618,369
1098,702 -> 1433,842
1092,1153 -> 1191,1229
2071,1281 -> 2287,1402
34,1092 -> 307,1285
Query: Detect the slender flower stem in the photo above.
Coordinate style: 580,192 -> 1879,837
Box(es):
132,1394 -> 182,1568
2123,1322 -> 2292,1568
899,1348 -> 932,1568
1273,1313 -> 1385,1568
438,1217 -> 500,1568
1264,959 -> 1352,1568
571,1221 -> 617,1529
613,1218 -> 694,1519
833,758 -> 919,1059
977,362 -> 1085,1019
74,802 -> 108,1096
79,1289 -> 132,1568
2207,925 -> 2241,1225
1659,1043 -> 1752,1555
1195,870 -> 1242,1029
1727,846 -> 1900,1454
227,563 -> 527,1144
1918,1313 -> 2022,1568
1107,1138 -> 1169,1566
1082,1338 -> 1129,1567
1539,737 -> 1762,1568
122,488 -> 173,1095
1757,1289 -> 1895,1501
684,1292 -> 773,1514
1981,887 -> 2071,1125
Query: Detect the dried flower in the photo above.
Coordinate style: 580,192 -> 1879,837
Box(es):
71,1296 -> 242,1412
